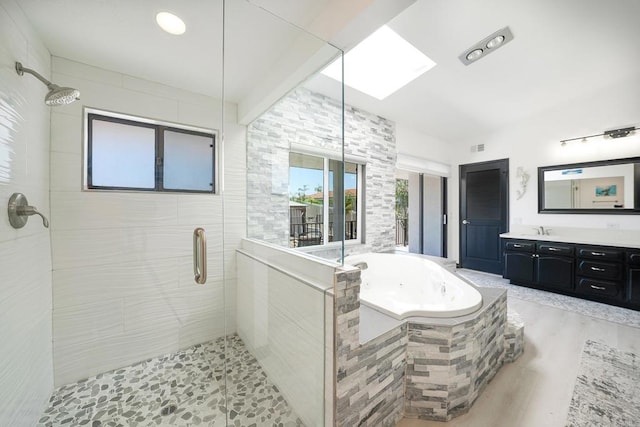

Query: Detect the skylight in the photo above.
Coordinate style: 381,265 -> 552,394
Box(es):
322,25 -> 436,100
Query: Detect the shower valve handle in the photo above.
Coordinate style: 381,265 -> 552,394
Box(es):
17,205 -> 49,228
8,193 -> 49,229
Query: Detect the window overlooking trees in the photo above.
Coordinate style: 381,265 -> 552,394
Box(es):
396,179 -> 409,246
289,152 -> 361,248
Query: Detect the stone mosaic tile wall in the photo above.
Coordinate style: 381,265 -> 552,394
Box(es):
247,87 -> 397,256
404,292 -> 508,421
334,269 -> 407,427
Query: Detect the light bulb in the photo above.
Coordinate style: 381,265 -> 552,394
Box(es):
486,35 -> 505,49
466,49 -> 483,62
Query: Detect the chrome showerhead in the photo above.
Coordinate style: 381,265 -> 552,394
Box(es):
15,61 -> 80,106
44,84 -> 81,106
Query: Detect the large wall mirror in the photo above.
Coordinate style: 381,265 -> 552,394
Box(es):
538,157 -> 640,214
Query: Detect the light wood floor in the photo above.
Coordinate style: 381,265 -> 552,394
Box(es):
396,296 -> 640,427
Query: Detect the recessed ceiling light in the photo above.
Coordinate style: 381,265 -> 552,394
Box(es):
466,49 -> 483,62
486,35 -> 505,49
156,12 -> 186,35
321,25 -> 436,100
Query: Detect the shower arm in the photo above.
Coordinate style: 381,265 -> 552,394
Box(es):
15,62 -> 55,88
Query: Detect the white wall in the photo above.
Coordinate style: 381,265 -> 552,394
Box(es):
49,57 -> 246,385
446,73 -> 640,260
0,2 -> 54,425
396,124 -> 451,167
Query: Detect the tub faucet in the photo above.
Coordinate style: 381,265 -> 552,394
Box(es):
353,261 -> 368,270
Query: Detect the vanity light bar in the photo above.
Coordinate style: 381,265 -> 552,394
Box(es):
560,126 -> 638,146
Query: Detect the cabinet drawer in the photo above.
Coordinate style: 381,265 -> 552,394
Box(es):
505,241 -> 535,253
537,243 -> 573,257
577,260 -> 622,280
576,277 -> 621,299
577,246 -> 624,261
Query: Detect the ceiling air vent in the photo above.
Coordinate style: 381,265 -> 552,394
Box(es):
470,144 -> 485,152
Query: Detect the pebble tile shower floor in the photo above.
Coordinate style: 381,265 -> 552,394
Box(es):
38,335 -> 304,426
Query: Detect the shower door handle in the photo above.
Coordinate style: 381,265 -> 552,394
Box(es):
193,228 -> 207,284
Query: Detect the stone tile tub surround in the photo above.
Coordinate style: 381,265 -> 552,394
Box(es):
334,268 -> 408,427
334,265 -> 521,425
404,289 -> 508,421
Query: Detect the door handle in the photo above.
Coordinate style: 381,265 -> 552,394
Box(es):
462,219 -> 470,225
193,227 -> 207,284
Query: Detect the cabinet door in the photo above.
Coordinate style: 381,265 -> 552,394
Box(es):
504,252 -> 535,283
630,268 -> 640,305
537,255 -> 574,290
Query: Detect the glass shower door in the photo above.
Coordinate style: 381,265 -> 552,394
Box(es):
20,0 -> 230,425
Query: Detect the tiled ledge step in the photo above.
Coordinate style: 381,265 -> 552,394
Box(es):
505,308 -> 525,363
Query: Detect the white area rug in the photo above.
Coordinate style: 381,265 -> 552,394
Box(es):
457,269 -> 640,329
566,340 -> 640,427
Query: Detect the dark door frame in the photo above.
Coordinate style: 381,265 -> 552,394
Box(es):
459,158 -> 509,273
442,177 -> 448,258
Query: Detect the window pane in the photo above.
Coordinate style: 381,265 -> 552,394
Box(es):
289,153 -> 324,247
91,119 -> 155,189
329,160 -> 347,243
163,130 -> 214,191
345,162 -> 358,240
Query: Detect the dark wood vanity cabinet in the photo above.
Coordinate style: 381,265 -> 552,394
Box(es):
503,240 -> 574,291
503,238 -> 640,310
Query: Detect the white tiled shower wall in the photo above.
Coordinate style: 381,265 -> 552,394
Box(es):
49,57 -> 246,386
0,2 -> 53,425
236,239 -> 336,427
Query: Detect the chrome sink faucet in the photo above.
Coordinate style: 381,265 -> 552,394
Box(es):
532,226 -> 552,235
536,226 -> 552,235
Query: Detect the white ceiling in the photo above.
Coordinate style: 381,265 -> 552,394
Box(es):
15,0 -> 640,144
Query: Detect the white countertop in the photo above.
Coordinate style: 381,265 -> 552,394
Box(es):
500,231 -> 640,249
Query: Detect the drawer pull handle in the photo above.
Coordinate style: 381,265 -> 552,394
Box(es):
513,244 -> 523,248
590,266 -> 605,272
591,252 -> 605,256
548,247 -> 560,251
590,285 -> 606,291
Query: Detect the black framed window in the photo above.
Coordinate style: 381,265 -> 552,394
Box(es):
87,112 -> 216,193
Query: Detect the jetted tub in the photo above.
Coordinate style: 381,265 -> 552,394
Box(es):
344,253 -> 482,319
